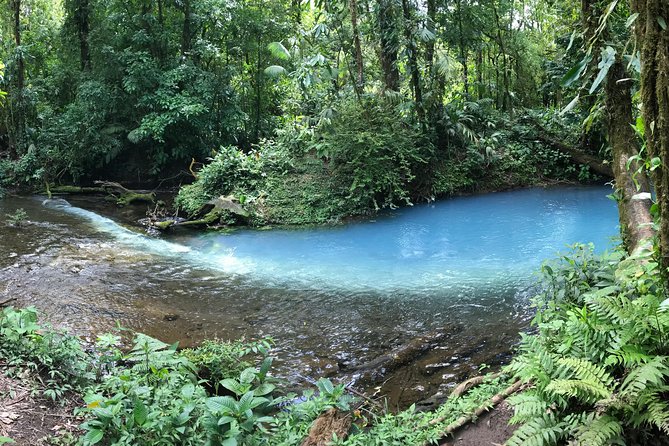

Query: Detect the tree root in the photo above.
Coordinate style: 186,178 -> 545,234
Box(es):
450,372 -> 502,398
0,297 -> 17,307
423,379 -> 523,446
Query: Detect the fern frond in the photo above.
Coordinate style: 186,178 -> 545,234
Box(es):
605,344 -> 652,368
629,390 -> 669,434
506,413 -> 565,446
568,413 -> 623,446
545,379 -> 611,402
619,356 -> 669,399
555,357 -> 614,388
508,390 -> 550,424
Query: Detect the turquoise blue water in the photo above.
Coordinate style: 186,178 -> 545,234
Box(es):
7,185 -> 618,401
173,185 -> 619,293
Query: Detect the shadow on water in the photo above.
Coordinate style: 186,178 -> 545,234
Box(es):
0,186 -> 618,408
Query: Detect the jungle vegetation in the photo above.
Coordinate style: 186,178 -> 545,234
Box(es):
3,0 -> 669,445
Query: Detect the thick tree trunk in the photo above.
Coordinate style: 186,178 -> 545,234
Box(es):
9,0 -> 24,158
630,0 -> 669,267
401,0 -> 424,120
456,0 -> 469,96
349,0 -> 364,87
605,59 -> 654,254
76,0 -> 91,70
378,0 -> 399,91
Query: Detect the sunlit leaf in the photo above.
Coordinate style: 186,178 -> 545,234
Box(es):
267,42 -> 290,60
264,65 -> 287,77
560,95 -> 580,116
589,46 -> 616,94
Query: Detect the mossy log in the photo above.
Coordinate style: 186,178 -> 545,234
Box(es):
151,195 -> 249,231
48,185 -> 105,194
94,181 -> 155,206
347,328 -> 450,386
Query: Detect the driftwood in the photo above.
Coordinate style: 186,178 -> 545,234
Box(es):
348,329 -> 450,386
44,182 -> 155,207
300,408 -> 351,446
423,379 -> 523,446
450,372 -> 503,398
94,181 -> 155,206
0,297 -> 17,307
152,195 -> 250,230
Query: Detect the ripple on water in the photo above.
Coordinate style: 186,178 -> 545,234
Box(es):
0,187 -> 618,406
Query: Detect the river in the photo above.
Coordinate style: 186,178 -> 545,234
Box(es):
0,186 -> 618,407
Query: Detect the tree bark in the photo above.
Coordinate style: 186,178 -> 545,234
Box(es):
630,0 -> 669,267
378,0 -> 399,91
401,0 -> 424,120
605,59 -> 654,254
349,0 -> 364,87
9,0 -> 24,158
456,0 -> 469,97
75,0 -> 91,70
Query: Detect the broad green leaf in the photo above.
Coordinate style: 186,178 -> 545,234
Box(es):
267,42 -> 290,60
264,65 -> 286,77
84,429 -> 104,445
561,56 -> 591,87
206,396 -> 238,414
658,16 -> 667,30
0,438 -> 15,445
560,95 -> 580,116
589,46 -> 616,94
626,13 -> 639,27
133,399 -> 148,426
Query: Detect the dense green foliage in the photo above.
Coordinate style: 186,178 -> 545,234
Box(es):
506,245 -> 669,445
0,0 -> 612,222
0,306 -> 511,445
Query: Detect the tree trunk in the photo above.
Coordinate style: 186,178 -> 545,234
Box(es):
456,0 -> 469,96
349,0 -> 364,87
378,0 -> 399,91
181,0 -> 191,56
401,0 -> 424,120
76,0 -> 91,70
425,0 -> 436,72
9,0 -> 24,158
605,59 -> 654,254
630,0 -> 669,267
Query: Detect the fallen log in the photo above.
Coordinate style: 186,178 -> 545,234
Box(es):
94,181 -> 155,206
151,195 -> 249,230
423,379 -> 523,446
518,116 -> 613,178
300,408 -> 351,446
347,329 -> 450,386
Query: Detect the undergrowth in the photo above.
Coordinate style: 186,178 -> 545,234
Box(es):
0,306 -> 509,445
505,243 -> 669,446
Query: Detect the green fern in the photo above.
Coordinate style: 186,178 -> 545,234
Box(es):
506,413 -> 565,446
619,356 -> 669,399
508,390 -> 550,424
568,413 -> 623,446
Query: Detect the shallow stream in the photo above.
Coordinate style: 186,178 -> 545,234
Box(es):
0,186 -> 618,407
